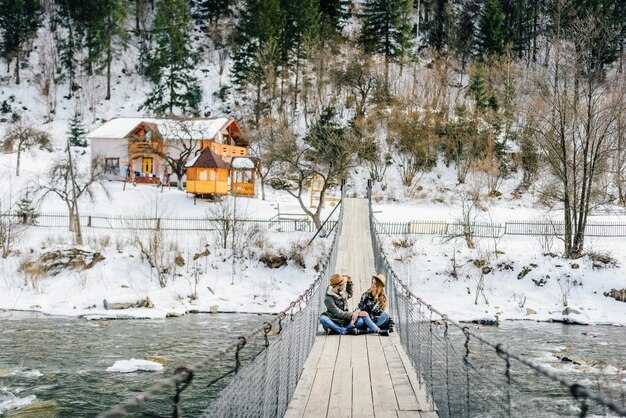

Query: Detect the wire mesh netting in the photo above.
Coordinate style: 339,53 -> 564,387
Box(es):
369,200 -> 626,418
97,195 -> 343,418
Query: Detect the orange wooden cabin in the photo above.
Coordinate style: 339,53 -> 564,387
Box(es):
185,120 -> 257,197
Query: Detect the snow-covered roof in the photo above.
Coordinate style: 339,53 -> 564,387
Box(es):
231,157 -> 256,170
87,117 -> 231,141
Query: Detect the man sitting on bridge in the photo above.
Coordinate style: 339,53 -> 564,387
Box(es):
319,273 -> 355,335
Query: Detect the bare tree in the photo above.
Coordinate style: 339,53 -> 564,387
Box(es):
248,118 -> 281,200
268,107 -> 374,233
40,146 -> 108,245
31,31 -> 59,123
389,110 -> 438,191
133,225 -> 177,288
527,17 -> 626,257
135,118 -> 205,190
2,120 -> 52,177
335,52 -> 378,119
0,192 -> 23,258
614,112 -> 626,206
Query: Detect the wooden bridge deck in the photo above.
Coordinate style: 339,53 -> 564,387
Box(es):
285,198 -> 437,418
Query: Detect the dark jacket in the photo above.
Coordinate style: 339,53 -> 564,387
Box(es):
357,291 -> 384,322
321,282 -> 353,326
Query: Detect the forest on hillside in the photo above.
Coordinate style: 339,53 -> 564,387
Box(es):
1,0 -> 626,257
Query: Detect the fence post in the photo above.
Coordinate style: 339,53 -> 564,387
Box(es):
88,216 -> 92,227
156,218 -> 161,231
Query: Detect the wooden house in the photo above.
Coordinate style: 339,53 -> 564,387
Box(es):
87,117 -> 256,196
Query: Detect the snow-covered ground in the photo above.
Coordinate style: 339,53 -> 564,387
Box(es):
0,198 -> 331,319
374,206 -> 626,326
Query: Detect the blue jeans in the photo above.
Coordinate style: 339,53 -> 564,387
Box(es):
355,312 -> 389,332
320,315 -> 354,335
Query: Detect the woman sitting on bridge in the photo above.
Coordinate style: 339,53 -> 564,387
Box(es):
319,273 -> 355,335
350,273 -> 390,336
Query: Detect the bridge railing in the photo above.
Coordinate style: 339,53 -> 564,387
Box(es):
367,194 -> 626,418
96,191 -> 345,418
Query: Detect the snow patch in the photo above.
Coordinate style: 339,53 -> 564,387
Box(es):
106,359 -> 163,373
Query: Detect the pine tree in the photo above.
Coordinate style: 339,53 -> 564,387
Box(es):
68,111 -> 87,147
476,0 -> 507,57
450,1 -> 478,72
94,0 -> 130,100
191,0 -> 231,26
0,0 -> 42,84
359,0 -> 414,91
278,0 -> 319,109
58,25 -> 79,96
319,0 -> 349,38
231,0 -> 282,87
145,0 -> 201,115
16,192 -> 38,225
425,0 -> 450,51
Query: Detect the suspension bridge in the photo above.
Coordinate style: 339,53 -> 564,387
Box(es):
98,195 -> 626,418
285,198 -> 436,418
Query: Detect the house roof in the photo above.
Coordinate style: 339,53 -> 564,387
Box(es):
186,148 -> 230,169
87,117 -> 232,141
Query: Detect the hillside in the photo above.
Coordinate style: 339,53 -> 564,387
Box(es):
0,0 -> 625,323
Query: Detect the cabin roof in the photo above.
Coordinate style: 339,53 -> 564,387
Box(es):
186,147 -> 230,169
87,117 -> 233,141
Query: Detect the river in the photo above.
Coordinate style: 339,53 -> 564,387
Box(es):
1,314 -> 625,417
0,311 -> 270,417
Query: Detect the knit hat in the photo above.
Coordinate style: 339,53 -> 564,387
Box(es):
330,273 -> 346,287
372,273 -> 386,287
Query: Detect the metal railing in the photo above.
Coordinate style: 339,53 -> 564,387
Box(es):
0,212 -> 337,233
368,194 -> 626,417
377,219 -> 626,238
5,211 -> 626,237
96,187 -> 346,418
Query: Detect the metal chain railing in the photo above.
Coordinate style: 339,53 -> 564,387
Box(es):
97,189 -> 345,418
368,188 -> 626,418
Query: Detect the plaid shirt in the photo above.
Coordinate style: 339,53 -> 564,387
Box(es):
357,291 -> 384,322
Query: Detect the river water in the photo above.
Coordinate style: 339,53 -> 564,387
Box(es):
0,312 -> 270,417
1,313 -> 625,417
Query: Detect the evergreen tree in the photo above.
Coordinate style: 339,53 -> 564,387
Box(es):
94,0 -> 130,100
425,0 -> 450,51
476,0 -> 507,57
359,0 -> 414,90
191,0 -> 231,26
319,0 -> 349,38
0,0 -> 42,84
231,0 -> 282,87
145,0 -> 201,115
58,24 -> 79,96
278,0 -> 319,108
16,192 -> 38,225
68,111 -> 87,147
450,1 -> 477,72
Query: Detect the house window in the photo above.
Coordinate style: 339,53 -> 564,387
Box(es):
105,158 -> 120,175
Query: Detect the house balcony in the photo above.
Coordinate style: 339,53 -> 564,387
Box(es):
205,142 -> 247,160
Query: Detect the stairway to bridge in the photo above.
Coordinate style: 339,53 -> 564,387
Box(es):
285,198 -> 437,418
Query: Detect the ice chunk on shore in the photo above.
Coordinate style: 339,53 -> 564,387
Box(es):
106,359 -> 163,373
0,394 -> 38,414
